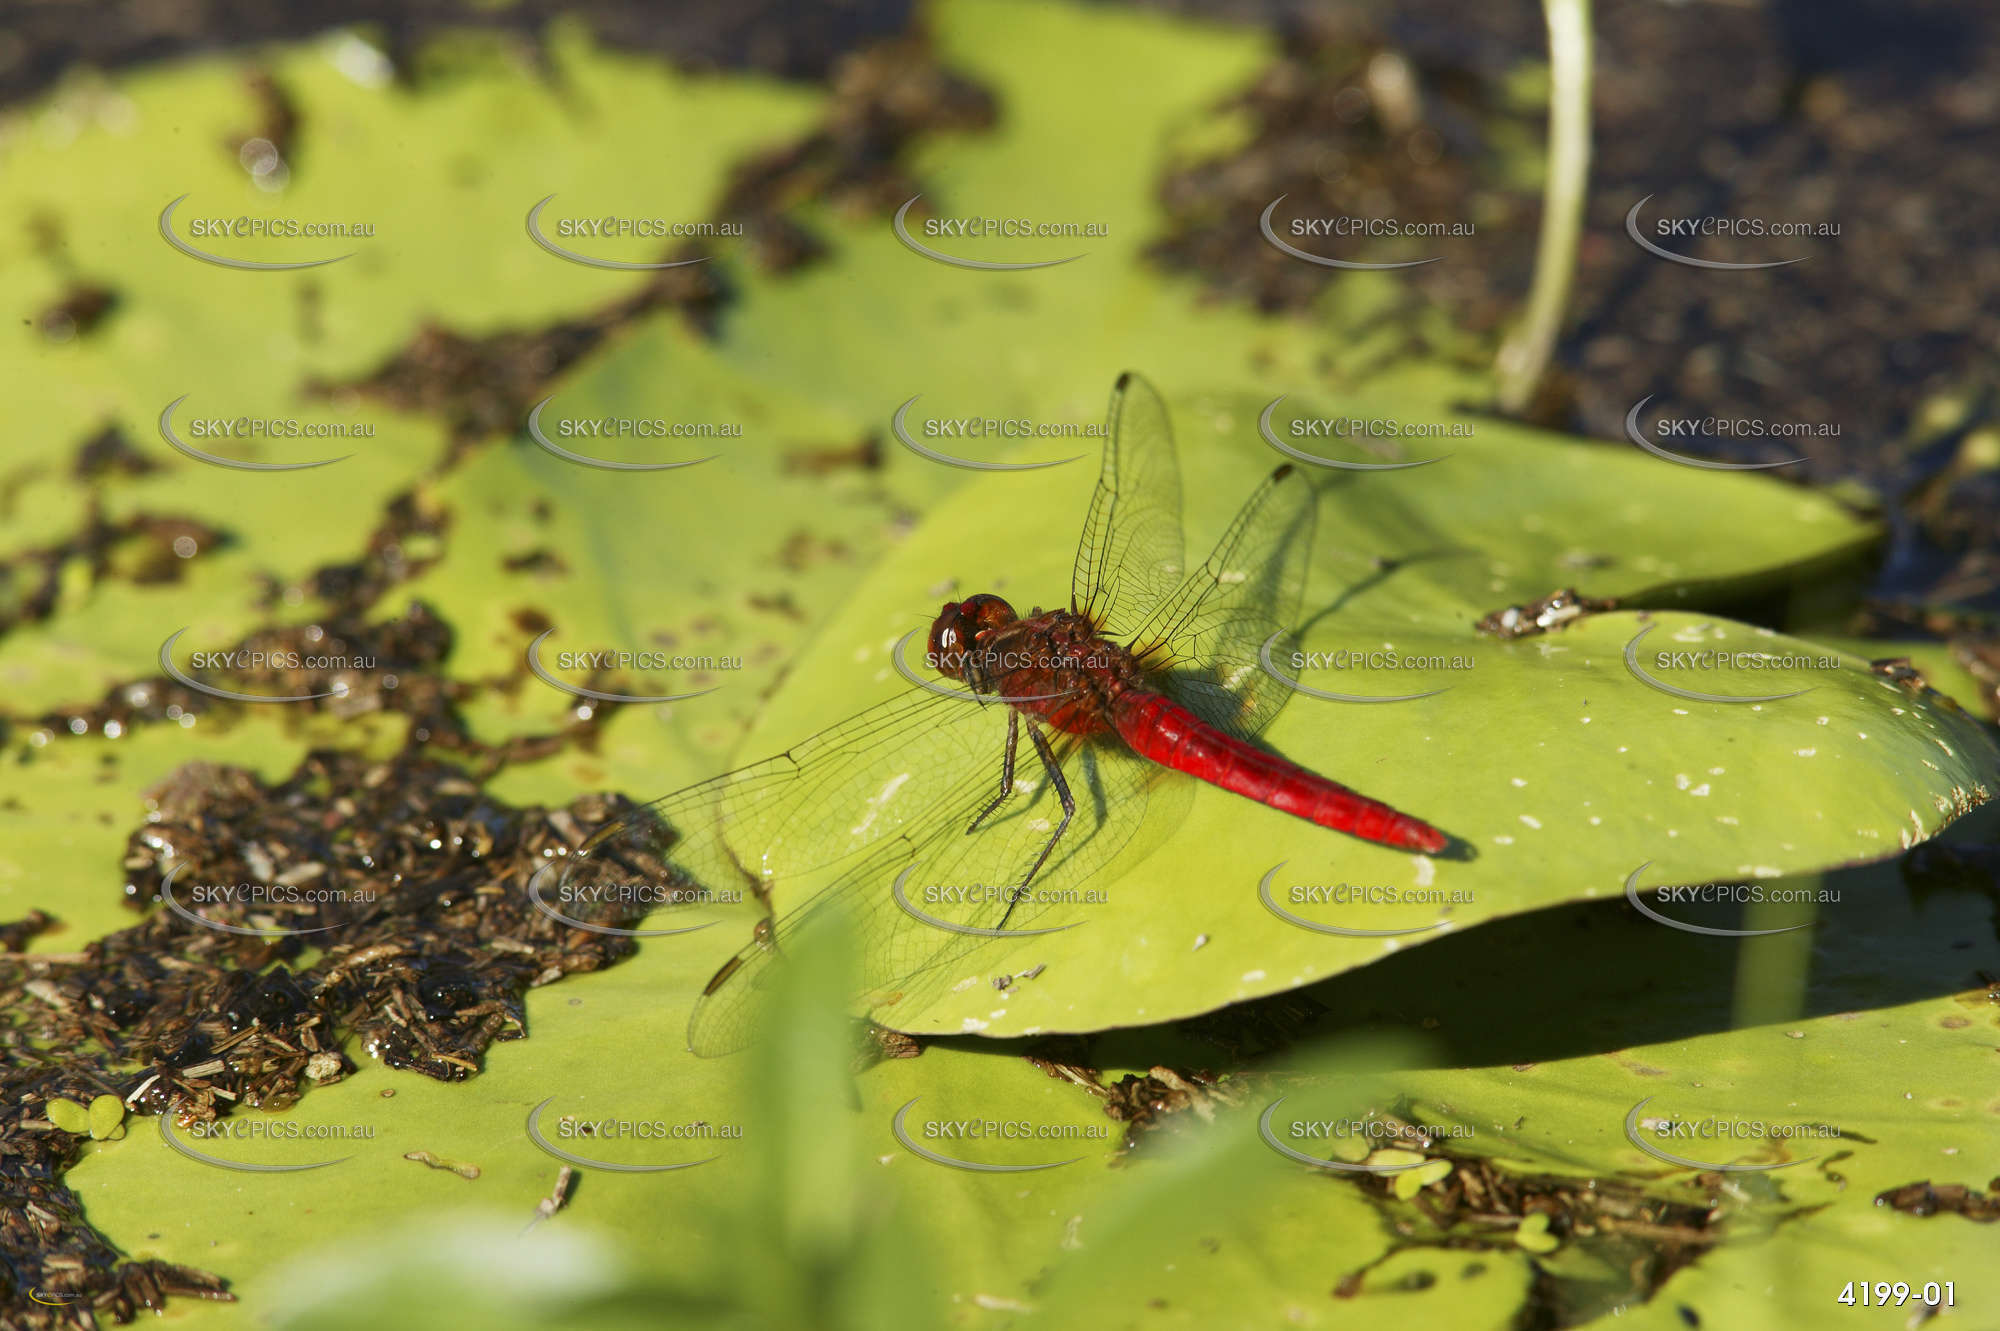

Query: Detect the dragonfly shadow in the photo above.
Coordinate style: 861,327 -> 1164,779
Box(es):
1021,838 -> 2000,1077
1296,543 -> 1484,636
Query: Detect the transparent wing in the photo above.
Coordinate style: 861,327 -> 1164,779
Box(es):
553,688 -> 1008,917
1125,463 -> 1317,740
1071,372 -> 1186,639
688,732 -> 1165,1056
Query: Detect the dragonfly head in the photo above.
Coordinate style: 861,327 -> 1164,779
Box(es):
927,594 -> 1017,681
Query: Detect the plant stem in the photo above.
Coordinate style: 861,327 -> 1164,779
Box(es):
1495,0 -> 1593,415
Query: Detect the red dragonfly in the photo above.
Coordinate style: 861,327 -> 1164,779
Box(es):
559,373 -> 1448,1054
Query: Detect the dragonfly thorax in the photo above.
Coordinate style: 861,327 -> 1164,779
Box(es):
930,597 -> 1142,735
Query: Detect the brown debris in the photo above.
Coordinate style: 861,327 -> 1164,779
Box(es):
782,434 -> 883,476
37,283 -> 118,342
1147,12 -> 1532,322
1476,588 -> 1619,639
1873,1179 -> 2000,1221
1868,656 -> 1932,694
717,36 -> 997,274
0,749 -> 652,1322
71,425 -> 159,482
305,260 -> 726,458
0,502 -> 225,639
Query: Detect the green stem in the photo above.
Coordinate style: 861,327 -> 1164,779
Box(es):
1495,0 -> 1592,414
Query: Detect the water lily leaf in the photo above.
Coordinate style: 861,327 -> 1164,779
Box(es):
721,385 -> 1997,1042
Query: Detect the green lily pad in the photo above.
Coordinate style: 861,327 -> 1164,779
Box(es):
714,383 -> 1995,1044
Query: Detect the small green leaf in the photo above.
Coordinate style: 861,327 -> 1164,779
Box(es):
1514,1211 -> 1561,1254
46,1098 -> 90,1135
1393,1157 -> 1455,1201
88,1094 -> 127,1141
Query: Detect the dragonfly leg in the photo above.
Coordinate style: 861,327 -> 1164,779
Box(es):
966,708 -> 1020,835
1004,723 -> 1075,924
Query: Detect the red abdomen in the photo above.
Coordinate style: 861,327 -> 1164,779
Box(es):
1110,690 -> 1448,854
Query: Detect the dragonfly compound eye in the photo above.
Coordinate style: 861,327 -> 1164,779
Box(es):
927,594 -> 1016,678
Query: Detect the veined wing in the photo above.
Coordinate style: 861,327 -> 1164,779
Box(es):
687,726 -> 1166,1056
552,686 -> 1008,918
1071,372 -> 1186,640
1125,462 -> 1316,740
